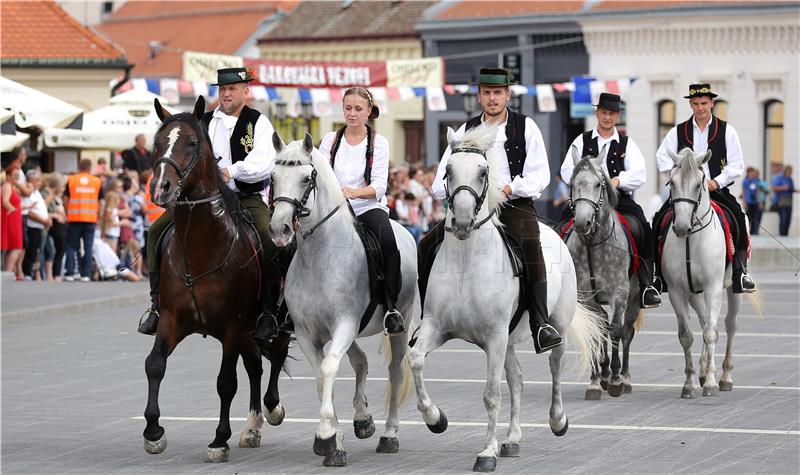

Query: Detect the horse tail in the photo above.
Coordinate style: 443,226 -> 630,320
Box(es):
745,288 -> 765,320
633,308 -> 646,332
567,301 -> 606,375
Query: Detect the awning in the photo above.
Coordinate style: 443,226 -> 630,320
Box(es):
0,75 -> 84,129
1,109 -> 29,152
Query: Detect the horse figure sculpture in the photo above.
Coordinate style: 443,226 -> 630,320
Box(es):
268,132 -> 416,467
565,152 -> 644,399
143,97 -> 290,462
407,125 -> 604,472
661,148 -> 761,398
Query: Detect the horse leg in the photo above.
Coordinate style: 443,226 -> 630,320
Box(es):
206,334 -> 240,463
143,329 -> 183,454
473,337 -> 507,472
585,306 -> 606,400
548,339 -> 569,437
263,332 -> 290,426
316,324 -> 357,467
346,342 -> 374,440
599,308 -> 611,390
690,294 -> 709,387
698,290 -> 723,397
620,305 -> 637,394
376,333 -> 409,454
499,344 -> 522,457
607,300 -> 626,397
408,318 -> 449,434
671,293 -> 696,399
720,289 -> 741,392
238,335 -> 264,448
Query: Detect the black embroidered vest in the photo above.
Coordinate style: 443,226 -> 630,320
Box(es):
581,130 -> 628,180
465,109 -> 527,180
676,116 -> 728,184
202,105 -> 266,194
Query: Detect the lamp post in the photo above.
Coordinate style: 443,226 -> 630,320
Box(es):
300,101 -> 314,135
273,100 -> 287,139
462,88 -> 477,118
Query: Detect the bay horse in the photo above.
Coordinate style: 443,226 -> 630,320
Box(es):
408,125 -> 604,472
143,97 -> 290,462
565,151 -> 644,399
268,132 -> 416,468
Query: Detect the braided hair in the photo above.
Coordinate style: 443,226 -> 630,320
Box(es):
330,87 -> 379,185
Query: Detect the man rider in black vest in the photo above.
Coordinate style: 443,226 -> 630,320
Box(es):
418,67 -> 562,354
138,67 -> 289,342
561,93 -> 662,308
652,83 -> 756,294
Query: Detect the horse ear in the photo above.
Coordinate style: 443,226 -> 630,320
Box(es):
447,126 -> 458,151
668,148 -> 683,165
193,96 -> 205,121
154,98 -> 171,122
303,132 -> 314,154
589,155 -> 604,170
272,131 -> 285,154
571,145 -> 581,164
700,149 -> 712,166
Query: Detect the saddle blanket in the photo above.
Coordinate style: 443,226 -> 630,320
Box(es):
560,211 -> 640,276
656,201 -> 735,265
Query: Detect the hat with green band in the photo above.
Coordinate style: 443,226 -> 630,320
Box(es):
211,67 -> 256,86
477,67 -> 514,86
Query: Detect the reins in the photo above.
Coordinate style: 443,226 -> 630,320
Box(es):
443,146 -> 495,234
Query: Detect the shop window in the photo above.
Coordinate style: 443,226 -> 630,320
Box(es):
763,100 -> 784,171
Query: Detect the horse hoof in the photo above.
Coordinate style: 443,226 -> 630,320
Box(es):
585,388 -> 602,401
313,434 -> 337,456
322,449 -> 347,467
499,442 -> 520,457
551,417 -> 569,437
426,409 -> 448,434
376,436 -> 399,453
239,429 -> 261,448
719,381 -> 733,391
266,403 -> 285,426
353,415 -> 375,439
607,383 -> 624,397
143,433 -> 167,454
473,456 -> 497,472
703,385 -> 719,397
623,383 -> 632,394
681,387 -> 696,399
699,376 -> 706,387
205,445 -> 229,463
600,379 -> 609,390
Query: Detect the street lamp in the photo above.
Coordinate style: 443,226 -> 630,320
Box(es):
300,100 -> 314,134
462,88 -> 478,117
273,100 -> 287,138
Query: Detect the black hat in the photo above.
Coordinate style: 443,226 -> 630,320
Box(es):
594,92 -> 624,111
211,67 -> 255,86
477,67 -> 514,86
684,83 -> 718,99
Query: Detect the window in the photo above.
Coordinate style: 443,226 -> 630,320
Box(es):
712,100 -> 728,121
763,100 -> 784,172
657,100 -> 675,146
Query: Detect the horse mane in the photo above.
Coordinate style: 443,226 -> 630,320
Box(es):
674,147 -> 701,182
276,139 -> 356,228
451,124 -> 504,224
571,156 -> 619,209
157,113 -> 243,226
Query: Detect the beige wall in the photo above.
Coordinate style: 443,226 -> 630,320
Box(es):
259,39 -> 425,165
2,66 -> 122,111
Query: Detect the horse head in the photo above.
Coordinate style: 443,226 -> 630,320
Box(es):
444,124 -> 503,240
150,96 -> 211,208
569,148 -> 618,236
668,148 -> 712,237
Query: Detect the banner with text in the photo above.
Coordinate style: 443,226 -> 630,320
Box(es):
244,59 -> 387,88
182,51 -> 244,83
386,58 -> 443,88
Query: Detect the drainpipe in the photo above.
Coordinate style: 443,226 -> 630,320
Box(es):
111,63 -> 134,97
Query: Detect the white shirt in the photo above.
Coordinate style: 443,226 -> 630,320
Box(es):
432,113 -> 550,201
208,107 -> 276,192
26,190 -> 48,229
319,131 -> 390,216
561,127 -> 647,194
655,114 -> 744,188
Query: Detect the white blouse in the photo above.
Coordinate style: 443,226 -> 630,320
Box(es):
319,130 -> 390,216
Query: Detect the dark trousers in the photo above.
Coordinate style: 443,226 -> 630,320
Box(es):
50,222 -> 68,277
65,222 -> 96,278
778,206 -> 792,236
616,193 -> 655,287
22,227 -> 43,277
358,208 -> 402,306
745,203 -> 762,235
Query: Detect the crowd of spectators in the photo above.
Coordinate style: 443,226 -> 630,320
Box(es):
385,164 -> 443,242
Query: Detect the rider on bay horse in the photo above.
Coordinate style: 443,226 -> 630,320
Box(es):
560,92 -> 662,308
138,67 -> 288,340
652,83 -> 756,294
417,67 -> 562,354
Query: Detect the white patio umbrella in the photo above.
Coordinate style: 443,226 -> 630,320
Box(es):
1,109 -> 29,153
0,75 -> 83,129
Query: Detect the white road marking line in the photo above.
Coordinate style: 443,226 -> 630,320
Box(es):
637,330 -> 799,338
278,376 -> 799,391
128,416 -> 799,436
435,349 -> 799,359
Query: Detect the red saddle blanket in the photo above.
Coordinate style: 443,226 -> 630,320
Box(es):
560,211 -> 640,276
656,201 -> 735,265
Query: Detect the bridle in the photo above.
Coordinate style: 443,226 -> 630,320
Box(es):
153,125 -> 222,207
443,146 -> 495,233
569,167 -> 608,238
270,159 -> 346,240
669,167 -> 713,235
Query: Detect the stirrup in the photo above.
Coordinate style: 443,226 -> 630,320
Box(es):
254,311 -> 280,342
641,285 -> 662,309
740,273 -> 756,293
137,308 -> 159,336
383,309 -> 405,336
533,324 -> 562,354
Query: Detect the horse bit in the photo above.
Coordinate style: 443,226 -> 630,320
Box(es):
569,168 -> 610,240
443,146 -> 495,233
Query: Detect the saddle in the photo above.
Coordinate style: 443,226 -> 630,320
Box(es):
655,200 -> 736,268
351,217 -> 389,333
497,228 -> 528,334
559,211 -> 640,277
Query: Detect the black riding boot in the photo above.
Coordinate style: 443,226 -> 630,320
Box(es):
732,253 -> 756,294
529,281 -> 562,353
638,260 -> 662,308
254,301 -> 280,342
137,270 -> 160,335
383,252 -> 405,336
276,301 -> 294,334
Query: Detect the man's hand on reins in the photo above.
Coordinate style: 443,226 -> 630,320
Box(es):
220,167 -> 231,183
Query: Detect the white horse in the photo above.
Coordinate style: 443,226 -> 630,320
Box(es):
268,132 -> 416,467
662,148 -> 761,398
408,125 -> 604,472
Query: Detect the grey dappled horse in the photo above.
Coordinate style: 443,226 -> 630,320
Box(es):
663,148 -> 762,398
566,152 -> 644,399
408,125 -> 604,472
268,133 -> 417,467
